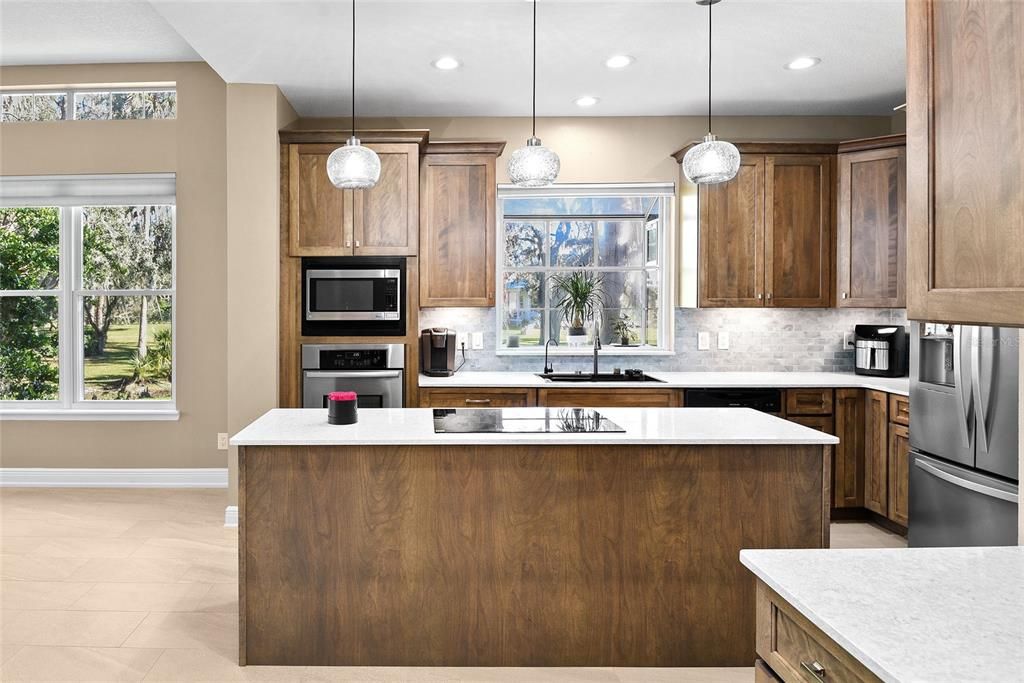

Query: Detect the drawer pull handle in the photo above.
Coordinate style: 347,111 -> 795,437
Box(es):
465,398 -> 492,405
801,660 -> 827,681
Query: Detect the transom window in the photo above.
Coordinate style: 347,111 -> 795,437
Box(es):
0,175 -> 176,417
498,183 -> 674,353
1,87 -> 176,122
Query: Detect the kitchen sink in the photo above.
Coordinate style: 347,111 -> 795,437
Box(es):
536,372 -> 666,383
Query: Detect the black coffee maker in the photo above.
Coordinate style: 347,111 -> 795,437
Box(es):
420,328 -> 457,377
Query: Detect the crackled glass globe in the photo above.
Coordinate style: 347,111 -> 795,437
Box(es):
507,136 -> 560,188
682,134 -> 740,185
326,137 -> 381,189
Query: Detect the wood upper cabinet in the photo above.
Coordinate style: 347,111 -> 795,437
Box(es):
907,0 -> 1024,325
419,142 -> 504,307
836,137 -> 906,308
764,155 -> 832,307
888,422 -> 910,526
833,388 -> 865,509
286,140 -> 420,257
864,390 -> 889,515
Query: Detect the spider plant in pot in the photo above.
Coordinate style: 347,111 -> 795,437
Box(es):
551,271 -> 604,345
612,314 -> 636,346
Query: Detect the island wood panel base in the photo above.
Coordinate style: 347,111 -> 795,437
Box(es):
238,443 -> 828,667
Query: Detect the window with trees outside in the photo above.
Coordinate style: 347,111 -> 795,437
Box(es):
1,88 -> 176,122
498,184 -> 673,353
0,175 -> 176,417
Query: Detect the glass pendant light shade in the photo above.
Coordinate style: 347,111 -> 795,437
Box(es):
682,133 -> 740,185
327,136 -> 381,189
508,136 -> 560,188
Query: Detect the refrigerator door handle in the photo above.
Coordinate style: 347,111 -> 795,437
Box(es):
953,326 -> 973,447
969,326 -> 989,454
913,458 -> 1018,504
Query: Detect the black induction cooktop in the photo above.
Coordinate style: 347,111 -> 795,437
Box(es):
432,408 -> 626,434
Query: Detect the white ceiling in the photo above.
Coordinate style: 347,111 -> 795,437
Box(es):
2,0 -> 906,118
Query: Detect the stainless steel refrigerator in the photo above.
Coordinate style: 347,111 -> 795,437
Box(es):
909,323 -> 1019,547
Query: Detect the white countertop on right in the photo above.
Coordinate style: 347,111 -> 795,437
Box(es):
740,546 -> 1024,683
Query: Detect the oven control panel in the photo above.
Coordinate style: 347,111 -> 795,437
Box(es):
319,349 -> 389,370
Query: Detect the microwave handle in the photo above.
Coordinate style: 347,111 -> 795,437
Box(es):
304,370 -> 402,379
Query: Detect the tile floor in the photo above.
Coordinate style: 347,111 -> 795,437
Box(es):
0,488 -> 907,682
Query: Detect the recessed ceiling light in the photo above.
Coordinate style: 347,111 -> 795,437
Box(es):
574,95 -> 599,108
432,56 -> 461,71
605,55 -> 634,70
785,56 -> 821,71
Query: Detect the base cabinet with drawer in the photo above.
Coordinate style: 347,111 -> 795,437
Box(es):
420,388 -> 536,408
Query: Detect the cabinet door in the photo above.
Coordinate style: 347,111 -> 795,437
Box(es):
837,146 -> 906,307
420,154 -> 496,307
864,390 -> 889,515
538,388 -> 681,408
764,155 -> 832,307
907,0 -> 1024,325
421,388 -> 536,408
352,143 -> 419,255
288,144 -> 352,256
833,388 -> 865,509
786,388 -> 834,416
888,422 -> 910,526
698,155 -> 765,307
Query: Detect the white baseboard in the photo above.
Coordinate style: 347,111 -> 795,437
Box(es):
224,505 -> 238,528
0,467 -> 228,489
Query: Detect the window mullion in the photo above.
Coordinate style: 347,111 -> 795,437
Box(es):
58,208 -> 74,408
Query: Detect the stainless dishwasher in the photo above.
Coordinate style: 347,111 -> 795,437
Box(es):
301,343 -> 405,409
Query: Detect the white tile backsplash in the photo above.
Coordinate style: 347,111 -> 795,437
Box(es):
419,307 -> 907,374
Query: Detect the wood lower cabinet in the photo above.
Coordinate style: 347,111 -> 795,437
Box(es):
833,389 -> 865,509
907,0 -> 1024,325
539,388 -> 681,408
888,423 -> 910,526
836,137 -> 906,308
786,388 -> 833,416
420,387 -> 536,408
787,415 -> 834,435
889,393 -> 909,426
419,142 -> 505,307
864,390 -> 889,516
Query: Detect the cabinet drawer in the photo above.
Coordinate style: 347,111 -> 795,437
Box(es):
420,388 -> 536,408
757,582 -> 880,683
539,388 -> 681,408
889,394 -> 910,426
785,388 -> 834,416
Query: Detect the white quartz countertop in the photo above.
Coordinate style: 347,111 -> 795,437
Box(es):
740,546 -> 1024,683
419,371 -> 910,396
231,407 -> 839,447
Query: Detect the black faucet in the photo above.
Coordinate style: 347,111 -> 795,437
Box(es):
592,321 -> 602,376
544,338 -> 559,374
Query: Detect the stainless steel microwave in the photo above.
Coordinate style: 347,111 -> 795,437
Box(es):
301,257 -> 406,336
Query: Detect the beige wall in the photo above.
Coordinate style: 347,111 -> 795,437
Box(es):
0,62 -> 228,471
225,84 -> 296,504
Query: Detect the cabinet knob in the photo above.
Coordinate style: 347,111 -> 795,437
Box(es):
345,240 -> 352,247
757,293 -> 763,300
842,292 -> 848,299
766,293 -> 773,300
354,240 -> 360,248
801,660 -> 827,682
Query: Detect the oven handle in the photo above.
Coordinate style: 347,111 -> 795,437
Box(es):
304,370 -> 402,379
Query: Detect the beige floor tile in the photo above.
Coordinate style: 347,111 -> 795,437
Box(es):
2,517 -> 138,538
193,581 -> 237,613
132,537 -> 236,561
613,667 -> 752,683
143,648 -> 304,682
0,645 -> 162,682
0,554 -> 90,581
178,557 -> 237,584
71,582 -> 214,612
68,557 -> 193,583
29,536 -> 148,559
0,609 -> 147,647
119,520 -> 238,544
829,522 -> 907,549
0,581 -> 95,610
0,538 -> 49,555
0,644 -> 24,665
122,611 -> 237,654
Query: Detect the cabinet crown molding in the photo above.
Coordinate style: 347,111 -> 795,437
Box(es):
279,128 -> 430,148
671,140 -> 840,163
425,140 -> 506,156
837,134 -> 906,153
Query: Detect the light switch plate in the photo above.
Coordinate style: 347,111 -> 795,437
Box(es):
718,332 -> 730,350
471,332 -> 484,350
698,332 -> 710,350
217,433 -> 229,450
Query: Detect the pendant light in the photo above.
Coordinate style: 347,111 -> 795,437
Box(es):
682,0 -> 740,185
326,0 -> 381,189
507,0 -> 560,188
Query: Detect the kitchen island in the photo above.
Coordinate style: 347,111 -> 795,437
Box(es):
231,407 -> 837,667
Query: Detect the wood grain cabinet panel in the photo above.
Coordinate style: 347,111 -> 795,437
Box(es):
420,147 -> 501,307
889,394 -> 910,426
836,142 -> 906,308
888,422 -> 910,526
538,388 -> 681,408
420,388 -> 536,408
288,144 -> 352,256
351,143 -> 419,255
786,388 -> 834,416
907,0 -> 1024,325
833,389 -> 865,509
764,155 -> 832,307
698,156 -> 766,307
864,390 -> 889,515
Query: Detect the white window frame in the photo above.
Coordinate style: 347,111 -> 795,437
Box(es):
1,85 -> 176,122
496,182 -> 675,357
0,174 -> 178,420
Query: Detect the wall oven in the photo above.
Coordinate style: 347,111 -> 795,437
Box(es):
301,344 -> 405,409
302,257 -> 405,336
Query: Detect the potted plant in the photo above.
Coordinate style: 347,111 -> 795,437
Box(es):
612,314 -> 636,346
551,271 -> 604,345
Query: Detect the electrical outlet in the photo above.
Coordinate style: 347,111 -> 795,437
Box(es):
471,332 -> 484,350
843,332 -> 855,348
698,331 -> 710,350
718,331 -> 730,350
456,331 -> 468,350
217,433 -> 229,450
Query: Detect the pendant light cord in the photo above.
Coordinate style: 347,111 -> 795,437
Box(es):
707,0 -> 713,134
351,0 -> 356,139
532,0 -> 537,138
